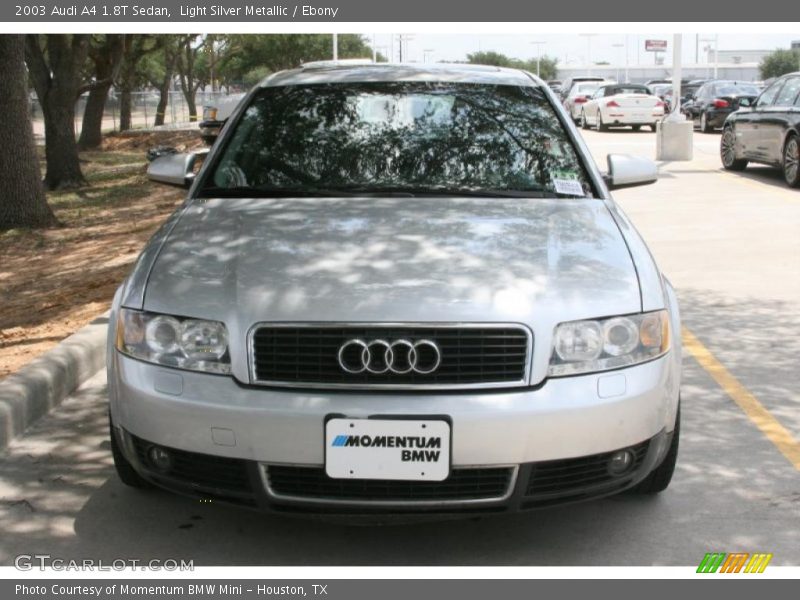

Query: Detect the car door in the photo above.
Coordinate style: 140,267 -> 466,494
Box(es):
760,76 -> 800,164
742,78 -> 785,161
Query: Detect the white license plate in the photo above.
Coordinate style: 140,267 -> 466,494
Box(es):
325,418 -> 451,481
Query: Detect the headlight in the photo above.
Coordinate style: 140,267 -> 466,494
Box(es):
549,310 -> 670,376
116,309 -> 231,375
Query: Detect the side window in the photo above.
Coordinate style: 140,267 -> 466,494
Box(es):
757,80 -> 784,108
593,87 -> 605,99
774,77 -> 800,107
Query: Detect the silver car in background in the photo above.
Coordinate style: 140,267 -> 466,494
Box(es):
108,63 -> 681,516
564,80 -> 612,122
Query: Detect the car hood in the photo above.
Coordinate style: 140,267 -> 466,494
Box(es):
143,196 -> 641,381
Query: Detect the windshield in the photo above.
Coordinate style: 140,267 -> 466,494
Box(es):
715,84 -> 760,96
202,82 -> 593,198
574,83 -> 600,94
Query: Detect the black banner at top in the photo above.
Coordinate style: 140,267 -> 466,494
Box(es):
0,0 -> 780,22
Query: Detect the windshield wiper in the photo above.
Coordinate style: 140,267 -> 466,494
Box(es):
198,185 -> 582,200
197,186 -> 359,198
334,185 -> 556,198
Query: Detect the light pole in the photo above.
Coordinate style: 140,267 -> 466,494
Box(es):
423,49 -> 435,63
530,40 -> 545,77
332,33 -> 338,61
699,36 -> 718,79
579,34 -> 596,76
612,38 -> 629,82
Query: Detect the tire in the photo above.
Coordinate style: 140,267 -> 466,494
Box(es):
782,134 -> 800,188
595,112 -> 608,132
700,111 -> 713,133
631,125 -> 641,132
580,110 -> 589,130
630,404 -> 680,495
109,416 -> 153,489
721,127 -> 748,171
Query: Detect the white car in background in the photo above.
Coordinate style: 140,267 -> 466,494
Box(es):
580,83 -> 665,132
564,81 -> 612,122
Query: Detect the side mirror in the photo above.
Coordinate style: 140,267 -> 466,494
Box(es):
604,154 -> 658,190
147,150 -> 209,188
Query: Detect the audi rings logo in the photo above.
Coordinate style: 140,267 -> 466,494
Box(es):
337,339 -> 442,375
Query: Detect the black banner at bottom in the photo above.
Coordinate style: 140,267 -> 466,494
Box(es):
3,579 -> 796,600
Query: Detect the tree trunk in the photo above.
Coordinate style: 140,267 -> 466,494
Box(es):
183,88 -> 198,122
154,51 -> 176,127
119,86 -> 132,131
0,36 -> 57,230
25,34 -> 87,190
78,35 -> 124,148
78,80 -> 111,149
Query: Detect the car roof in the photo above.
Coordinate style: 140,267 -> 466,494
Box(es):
259,62 -> 541,88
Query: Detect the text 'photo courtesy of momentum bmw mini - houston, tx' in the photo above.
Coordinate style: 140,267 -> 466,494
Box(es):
108,62 -> 681,515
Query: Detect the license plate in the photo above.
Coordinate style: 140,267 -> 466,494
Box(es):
325,418 -> 451,481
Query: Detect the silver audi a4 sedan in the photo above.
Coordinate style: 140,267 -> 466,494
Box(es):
108,63 -> 681,515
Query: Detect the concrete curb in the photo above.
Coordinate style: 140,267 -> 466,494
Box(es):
0,313 -> 108,450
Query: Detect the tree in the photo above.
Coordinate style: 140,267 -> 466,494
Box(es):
219,34 -> 378,83
25,34 -> 89,189
118,35 -> 159,131
760,49 -> 800,80
466,50 -> 559,81
175,34 -> 207,122
0,36 -> 56,229
78,34 -> 124,149
141,35 -> 181,127
466,51 -> 515,68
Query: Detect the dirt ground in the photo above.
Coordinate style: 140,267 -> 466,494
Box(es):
0,131 -> 203,380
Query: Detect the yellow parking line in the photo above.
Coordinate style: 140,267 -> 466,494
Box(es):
682,326 -> 800,471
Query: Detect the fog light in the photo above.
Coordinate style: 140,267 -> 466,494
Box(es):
608,449 -> 635,476
148,446 -> 173,473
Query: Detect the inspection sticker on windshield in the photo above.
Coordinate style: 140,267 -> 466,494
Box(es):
553,178 -> 585,196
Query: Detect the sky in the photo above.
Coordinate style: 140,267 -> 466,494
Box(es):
367,33 -> 800,66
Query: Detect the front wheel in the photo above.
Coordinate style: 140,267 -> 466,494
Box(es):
783,134 -> 800,188
630,404 -> 680,495
721,127 -> 748,171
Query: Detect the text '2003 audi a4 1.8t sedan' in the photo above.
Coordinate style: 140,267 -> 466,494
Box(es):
108,62 -> 681,516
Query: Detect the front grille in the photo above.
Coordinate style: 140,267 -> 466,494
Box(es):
266,466 -> 514,502
131,435 -> 254,497
524,440 -> 650,506
250,324 -> 530,388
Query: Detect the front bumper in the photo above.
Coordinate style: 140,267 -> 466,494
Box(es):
114,426 -> 672,514
109,351 -> 679,512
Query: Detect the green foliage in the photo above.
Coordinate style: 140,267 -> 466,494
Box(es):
759,49 -> 800,80
466,50 -> 559,80
218,34 -> 377,85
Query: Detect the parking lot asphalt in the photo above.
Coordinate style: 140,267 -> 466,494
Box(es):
1,128 -> 798,566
